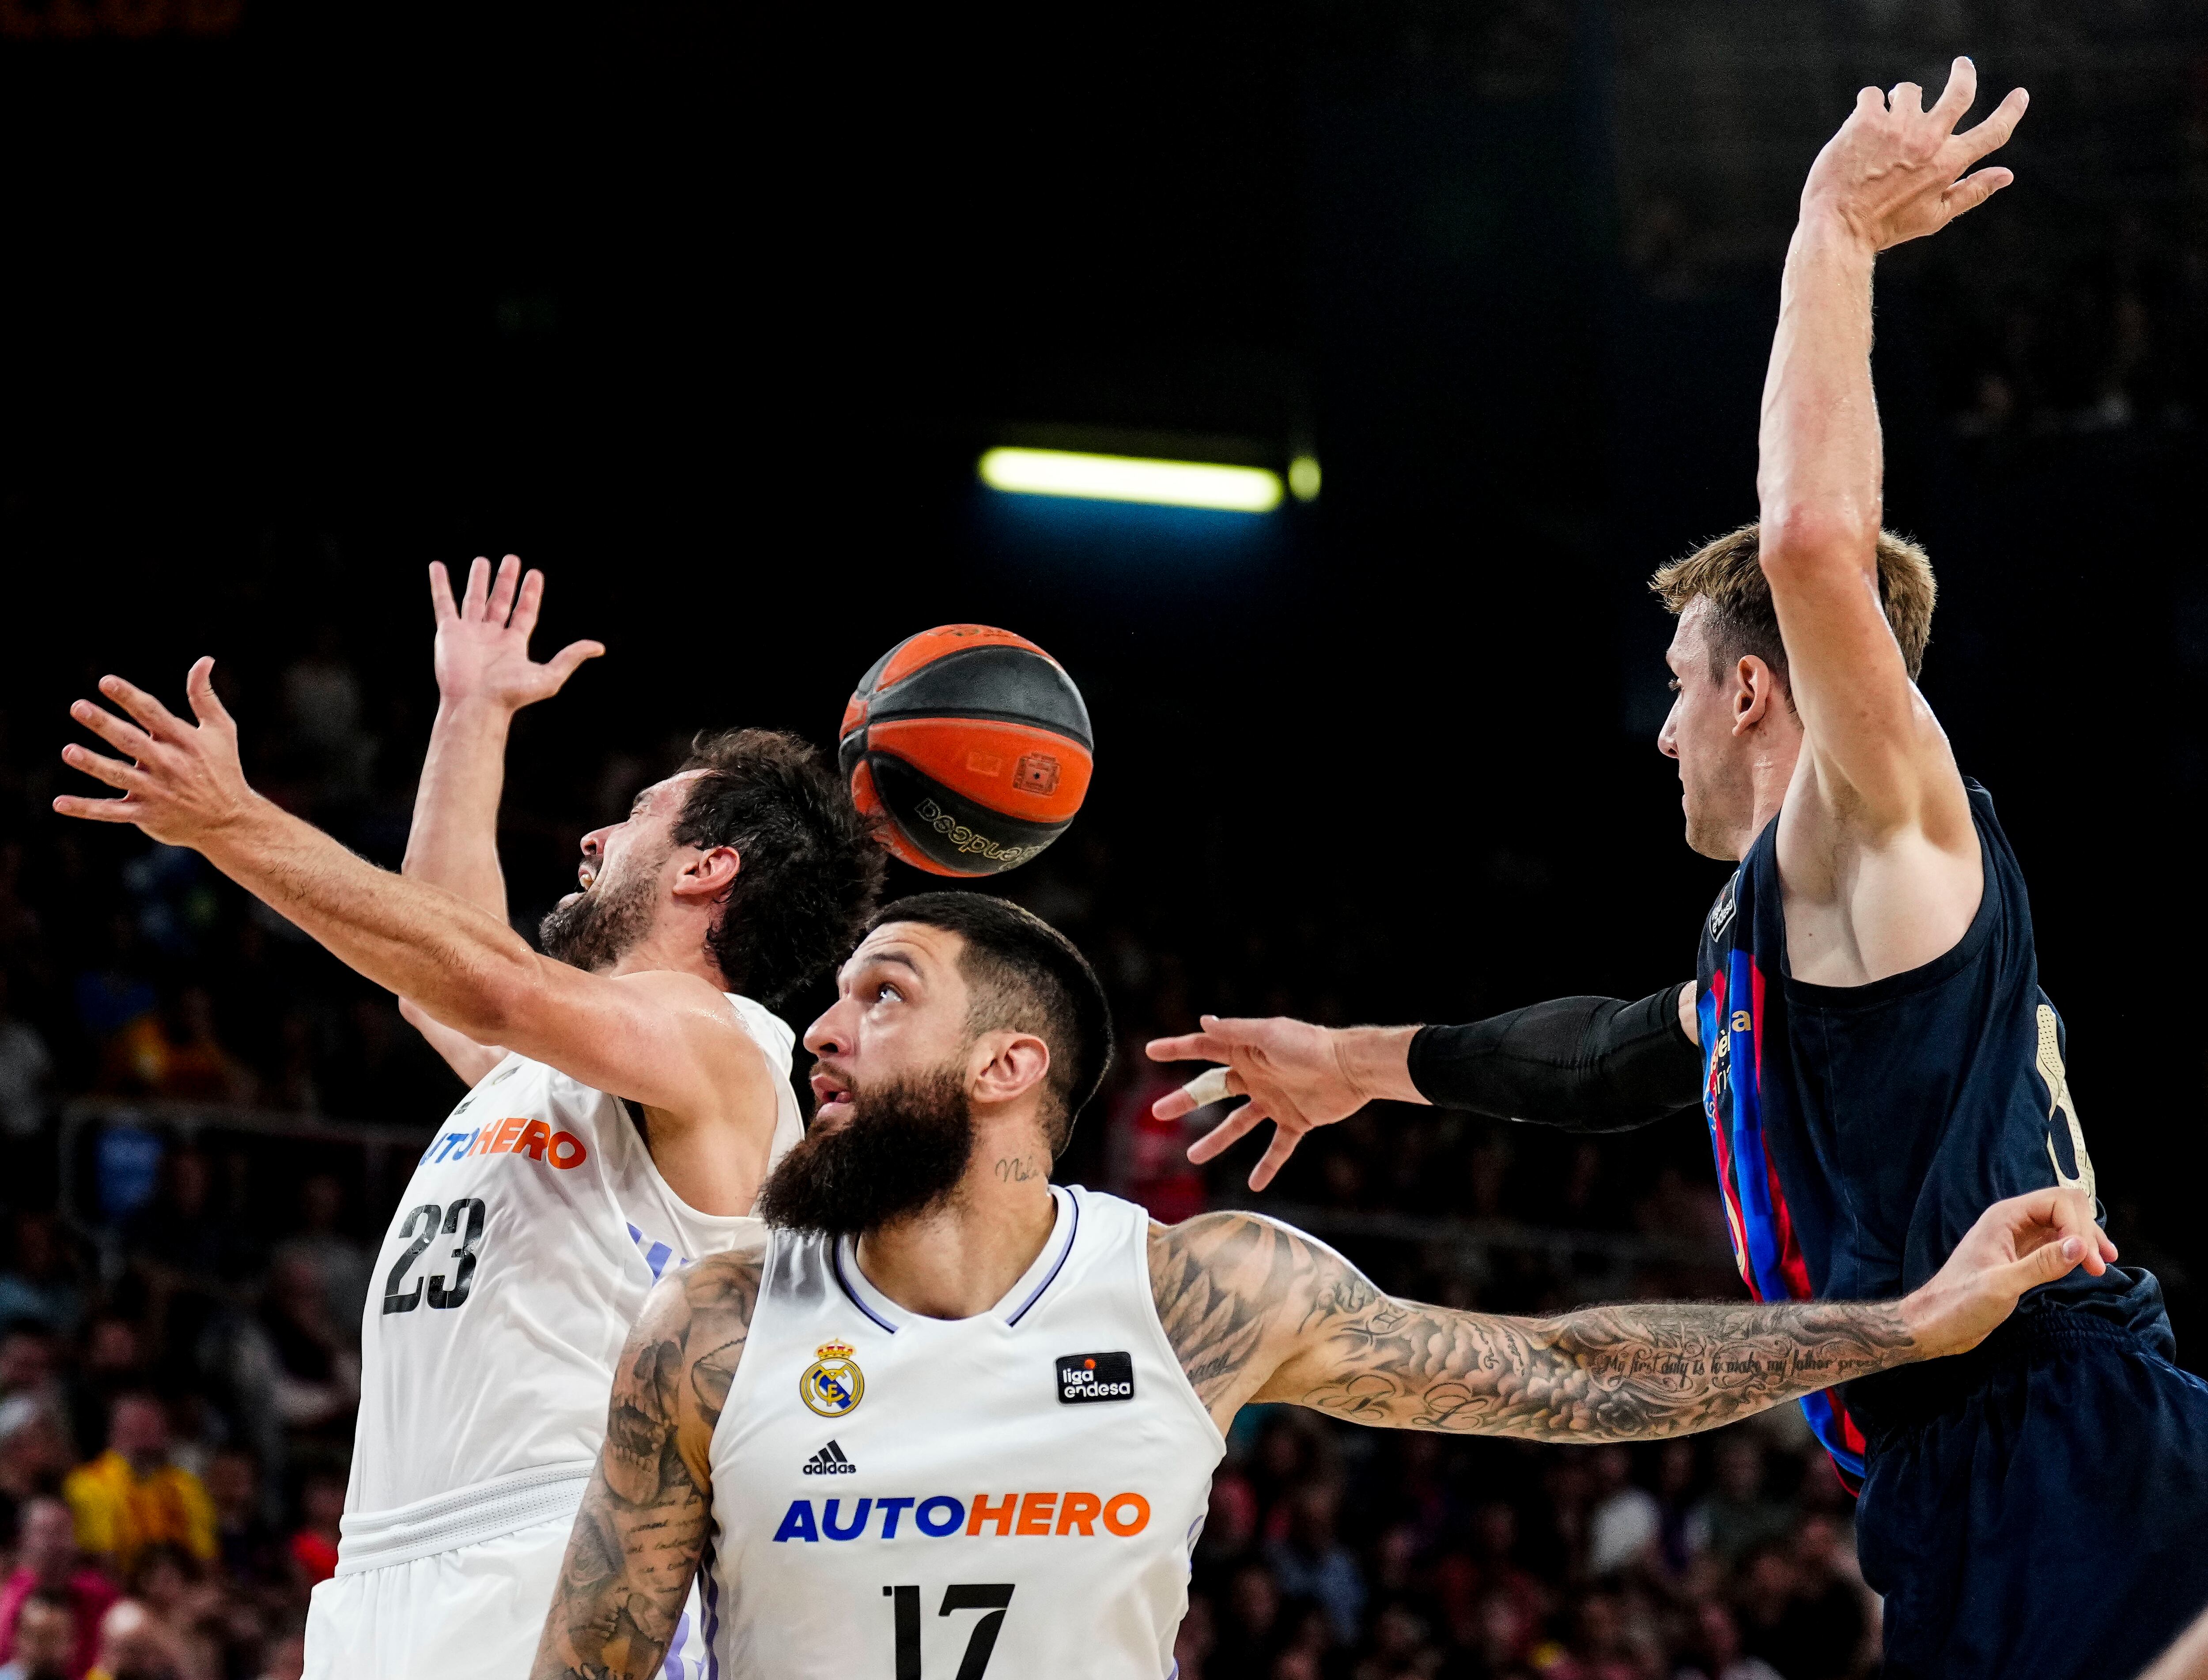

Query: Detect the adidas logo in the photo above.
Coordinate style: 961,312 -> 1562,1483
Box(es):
802,1440 -> 857,1476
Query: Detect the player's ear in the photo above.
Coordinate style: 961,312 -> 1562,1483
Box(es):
1732,656 -> 1778,733
673,844 -> 742,900
972,1031 -> 1051,1109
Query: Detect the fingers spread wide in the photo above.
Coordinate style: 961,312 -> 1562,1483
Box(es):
70,698 -> 153,755
1186,1101 -> 1267,1164
1928,55 -> 1977,127
462,555 -> 492,618
97,676 -> 185,742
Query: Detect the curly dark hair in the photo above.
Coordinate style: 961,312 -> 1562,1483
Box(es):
670,728 -> 884,1008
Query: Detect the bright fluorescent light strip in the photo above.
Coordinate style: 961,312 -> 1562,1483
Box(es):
979,447 -> 1283,513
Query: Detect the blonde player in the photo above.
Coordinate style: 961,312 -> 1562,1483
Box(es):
53,559 -> 882,1679
532,893 -> 2110,1679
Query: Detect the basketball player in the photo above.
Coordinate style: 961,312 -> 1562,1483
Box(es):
528,893 -> 2106,1678
52,559 -> 883,1679
1147,60 -> 2208,1679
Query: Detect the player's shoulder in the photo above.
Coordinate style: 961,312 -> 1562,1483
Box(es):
639,1239 -> 768,1345
612,969 -> 780,1070
1146,1208 -> 1335,1288
607,966 -> 745,1017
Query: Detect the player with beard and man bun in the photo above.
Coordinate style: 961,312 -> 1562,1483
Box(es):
530,892 -> 2108,1680
51,558 -> 883,1680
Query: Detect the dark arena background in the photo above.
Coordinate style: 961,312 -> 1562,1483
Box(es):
4,2 -> 2206,1676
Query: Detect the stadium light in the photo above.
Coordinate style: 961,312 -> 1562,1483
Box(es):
979,447 -> 1284,513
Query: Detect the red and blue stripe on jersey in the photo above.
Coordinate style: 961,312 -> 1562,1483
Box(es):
1699,947 -> 1868,1488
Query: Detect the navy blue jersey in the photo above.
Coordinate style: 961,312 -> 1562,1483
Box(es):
1694,778 -> 2167,1481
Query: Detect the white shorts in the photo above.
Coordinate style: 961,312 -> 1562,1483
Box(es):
302,1469 -> 708,1680
304,1511 -> 574,1680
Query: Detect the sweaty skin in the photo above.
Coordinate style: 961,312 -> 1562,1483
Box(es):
529,1185 -> 2103,1679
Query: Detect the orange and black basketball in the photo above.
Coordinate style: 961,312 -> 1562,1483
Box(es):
837,625 -> 1093,876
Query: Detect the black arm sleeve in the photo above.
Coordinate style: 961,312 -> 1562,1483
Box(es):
1404,985 -> 1701,1133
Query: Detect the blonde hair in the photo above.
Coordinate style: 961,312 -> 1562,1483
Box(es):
1649,522 -> 1937,683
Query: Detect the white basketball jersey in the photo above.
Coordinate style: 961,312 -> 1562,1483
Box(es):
344,994 -> 804,1521
703,1186 -> 1224,1679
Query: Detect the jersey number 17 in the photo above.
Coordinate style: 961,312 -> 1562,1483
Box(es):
884,1583 -> 1013,1679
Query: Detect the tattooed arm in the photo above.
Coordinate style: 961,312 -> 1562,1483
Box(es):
532,1248 -> 761,1680
1149,1186 -> 2110,1439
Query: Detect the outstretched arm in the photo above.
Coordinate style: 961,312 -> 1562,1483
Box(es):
54,661 -> 772,1125
1149,1188 -> 2111,1439
399,556 -> 599,1084
1146,987 -> 1700,1190
534,1252 -> 760,1680
403,554 -> 602,921
1760,60 -> 2022,844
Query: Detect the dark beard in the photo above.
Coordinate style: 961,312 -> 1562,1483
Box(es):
538,861 -> 656,973
756,1065 -> 975,1238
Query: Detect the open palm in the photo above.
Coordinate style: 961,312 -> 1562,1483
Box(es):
430,554 -> 603,711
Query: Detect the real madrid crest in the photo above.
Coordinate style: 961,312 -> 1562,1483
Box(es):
800,1340 -> 865,1418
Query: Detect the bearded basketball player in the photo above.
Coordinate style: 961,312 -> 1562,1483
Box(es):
1146,61 -> 2208,1678
53,559 -> 882,1679
528,893 -> 2105,1679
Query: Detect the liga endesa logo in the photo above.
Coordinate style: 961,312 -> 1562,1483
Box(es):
772,1491 -> 1151,1544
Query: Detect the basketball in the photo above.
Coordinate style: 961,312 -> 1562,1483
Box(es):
837,624 -> 1094,876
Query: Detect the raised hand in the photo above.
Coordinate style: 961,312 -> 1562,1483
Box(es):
56,659 -> 258,848
1901,1187 -> 2116,1359
1146,1015 -> 1384,1191
430,555 -> 604,713
1801,56 -> 2028,252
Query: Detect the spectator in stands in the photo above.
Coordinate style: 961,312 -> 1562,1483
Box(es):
81,1599 -> 185,1680
1684,1437 -> 1791,1568
0,1331 -> 68,1431
74,917 -> 156,1080
1216,1562 -> 1287,1680
117,1547 -> 223,1680
0,1398 -> 74,1545
1729,1545 -> 1795,1675
62,1396 -> 216,1575
1763,1513 -> 1868,1680
0,1497 -> 118,1680
0,974 -> 53,1142
0,1592 -> 77,1680
124,1150 -> 261,1387
199,1453 -> 280,1593
268,1178 -> 367,1344
1265,1482 -> 1365,1647
1174,1592 -> 1216,1680
1674,1600 -> 1781,1680
251,1623 -> 303,1680
1586,1445 -> 1660,1577
1555,1591 -> 1656,1680
1466,1502 -> 1548,1631
0,1219 -> 85,1344
64,1323 -> 142,1465
119,989 -> 257,1106
237,1256 -> 358,1439
284,1476 -> 342,1589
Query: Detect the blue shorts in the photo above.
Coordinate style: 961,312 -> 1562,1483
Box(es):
1855,1312 -> 2208,1680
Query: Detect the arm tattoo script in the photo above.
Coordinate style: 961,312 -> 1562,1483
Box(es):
531,1250 -> 761,1680
1149,1213 -> 1916,1441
